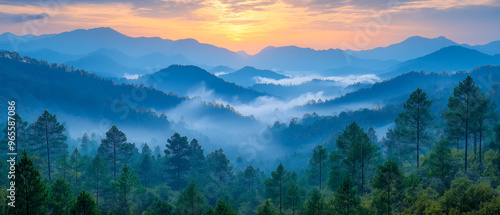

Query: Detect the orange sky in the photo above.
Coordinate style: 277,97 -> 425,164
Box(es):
0,0 -> 499,54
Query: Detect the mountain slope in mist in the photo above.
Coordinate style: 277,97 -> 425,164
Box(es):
127,65 -> 268,103
295,65 -> 500,115
382,46 -> 500,78
219,66 -> 288,87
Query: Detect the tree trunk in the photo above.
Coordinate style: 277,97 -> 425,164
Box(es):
45,121 -> 51,181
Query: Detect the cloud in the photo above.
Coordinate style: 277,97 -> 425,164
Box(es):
0,12 -> 49,23
254,74 -> 380,86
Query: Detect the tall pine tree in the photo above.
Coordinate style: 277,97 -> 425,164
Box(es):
444,76 -> 480,173
98,125 -> 134,180
14,151 -> 48,215
27,110 -> 68,181
395,88 -> 434,168
164,133 -> 190,190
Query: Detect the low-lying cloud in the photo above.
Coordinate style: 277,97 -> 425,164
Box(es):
255,74 -> 380,86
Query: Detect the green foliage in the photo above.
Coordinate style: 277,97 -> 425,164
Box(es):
265,162 -> 289,214
284,183 -> 302,215
308,145 -> 328,190
207,148 -> 233,184
210,199 -> 236,215
27,110 -> 68,181
98,125 -> 133,181
331,177 -> 361,215
441,178 -> 495,213
175,180 -> 207,215
164,133 -> 190,190
443,76 -> 480,173
113,165 -> 139,215
300,189 -> 325,215
13,151 -> 48,215
372,160 -> 405,215
256,200 -> 278,215
70,191 -> 100,215
425,139 -> 454,190
395,88 -> 434,168
49,177 -> 73,215
143,199 -> 174,215
336,122 -> 377,194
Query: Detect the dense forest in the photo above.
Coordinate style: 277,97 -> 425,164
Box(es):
1,75 -> 500,215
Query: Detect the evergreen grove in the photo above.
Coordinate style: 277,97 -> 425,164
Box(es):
1,76 -> 500,214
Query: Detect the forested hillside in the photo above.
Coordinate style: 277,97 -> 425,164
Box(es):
1,74 -> 500,215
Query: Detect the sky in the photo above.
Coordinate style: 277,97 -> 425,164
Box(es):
0,0 -> 499,54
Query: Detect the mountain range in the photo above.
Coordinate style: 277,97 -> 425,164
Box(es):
1,27 -> 499,78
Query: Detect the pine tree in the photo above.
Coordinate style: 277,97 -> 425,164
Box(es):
175,180 -> 207,215
188,139 -> 206,181
138,143 -> 153,187
114,165 -> 139,215
443,76 -> 480,173
395,88 -> 434,169
27,110 -> 68,181
207,148 -> 233,184
372,160 -> 405,215
332,177 -> 361,215
368,127 -> 378,144
88,154 -> 109,207
212,199 -> 236,215
14,151 -> 48,215
300,189 -> 324,215
284,183 -> 301,215
164,133 -> 190,190
426,139 -> 453,187
256,199 -> 279,215
81,132 -> 91,155
265,162 -> 289,214
98,125 -> 134,181
143,199 -> 174,215
308,145 -> 328,190
69,191 -> 100,215
56,152 -> 70,180
471,92 -> 497,166
70,148 -> 84,185
243,165 -> 257,192
48,177 -> 73,215
353,130 -> 377,194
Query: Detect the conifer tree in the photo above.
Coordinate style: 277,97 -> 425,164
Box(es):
207,148 -> 233,184
48,177 -> 73,215
444,76 -> 480,173
332,177 -> 361,215
114,165 -> 139,215
265,162 -> 289,214
143,199 -> 174,215
243,165 -> 257,192
14,151 -> 48,215
164,133 -> 190,190
284,183 -> 301,215
426,139 -> 453,187
70,191 -> 100,215
88,154 -> 109,207
81,132 -> 91,155
138,143 -> 153,187
28,110 -> 68,181
175,180 -> 207,215
70,148 -> 84,185
472,92 -> 497,165
256,199 -> 279,215
98,125 -> 134,180
308,144 -> 328,190
395,88 -> 434,168
212,199 -> 237,215
372,160 -> 405,215
300,189 -> 324,215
